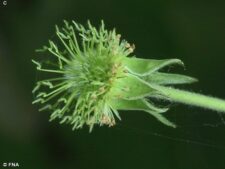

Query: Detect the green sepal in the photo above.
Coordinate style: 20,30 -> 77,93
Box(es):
110,74 -> 156,100
123,57 -> 184,76
143,72 -> 198,85
109,98 -> 176,127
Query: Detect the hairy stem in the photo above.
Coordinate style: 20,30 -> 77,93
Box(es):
153,85 -> 225,113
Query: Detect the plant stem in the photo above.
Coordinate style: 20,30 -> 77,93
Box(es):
153,85 -> 225,113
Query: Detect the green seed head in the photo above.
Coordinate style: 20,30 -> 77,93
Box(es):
33,20 -> 200,131
32,20 -> 136,131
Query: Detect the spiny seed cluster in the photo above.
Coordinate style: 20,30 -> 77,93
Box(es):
32,20 -> 134,131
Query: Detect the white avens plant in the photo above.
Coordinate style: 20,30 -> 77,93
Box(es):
32,20 -> 225,131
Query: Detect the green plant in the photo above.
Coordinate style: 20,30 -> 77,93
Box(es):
32,20 -> 225,131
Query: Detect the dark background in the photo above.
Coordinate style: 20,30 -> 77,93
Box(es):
0,0 -> 225,169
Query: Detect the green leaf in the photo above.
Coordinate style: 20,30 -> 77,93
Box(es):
123,57 -> 184,76
110,74 -> 156,100
109,98 -> 176,127
143,72 -> 198,85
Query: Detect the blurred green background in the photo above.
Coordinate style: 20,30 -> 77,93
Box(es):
0,0 -> 225,168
